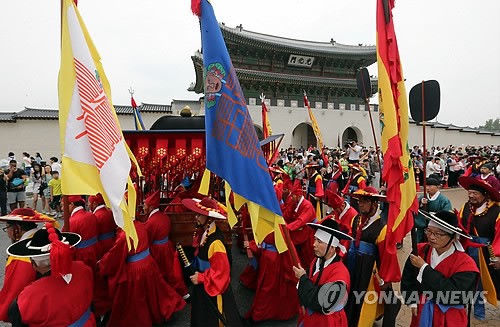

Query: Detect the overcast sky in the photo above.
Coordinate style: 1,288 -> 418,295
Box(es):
1,0 -> 499,127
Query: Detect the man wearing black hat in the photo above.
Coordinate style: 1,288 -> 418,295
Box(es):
457,176 -> 500,320
181,197 -> 241,327
305,164 -> 324,221
6,224 -> 97,326
0,209 -> 56,322
293,219 -> 351,326
414,178 -> 452,243
401,210 -> 479,326
344,187 -> 401,327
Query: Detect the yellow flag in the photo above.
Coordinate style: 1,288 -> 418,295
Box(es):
59,0 -> 139,247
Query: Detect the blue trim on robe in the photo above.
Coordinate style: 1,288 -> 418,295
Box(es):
152,236 -> 169,245
97,232 -> 114,241
126,248 -> 150,263
75,236 -> 97,249
68,307 -> 91,327
419,299 -> 463,327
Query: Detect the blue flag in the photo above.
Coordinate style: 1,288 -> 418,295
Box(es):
198,0 -> 282,218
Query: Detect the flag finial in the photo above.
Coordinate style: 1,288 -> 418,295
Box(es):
191,0 -> 201,17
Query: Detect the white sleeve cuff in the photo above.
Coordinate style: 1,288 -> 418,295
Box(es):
416,263 -> 428,283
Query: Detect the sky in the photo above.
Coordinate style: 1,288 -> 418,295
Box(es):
1,0 -> 499,128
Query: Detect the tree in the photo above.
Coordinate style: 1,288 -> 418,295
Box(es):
479,118 -> 500,132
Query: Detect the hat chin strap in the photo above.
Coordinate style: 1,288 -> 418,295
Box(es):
314,235 -> 335,286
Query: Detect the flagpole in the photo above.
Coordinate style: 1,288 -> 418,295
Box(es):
358,73 -> 382,182
60,0 -> 70,232
366,100 -> 382,178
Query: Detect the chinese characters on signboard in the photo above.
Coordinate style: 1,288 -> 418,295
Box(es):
287,54 -> 315,68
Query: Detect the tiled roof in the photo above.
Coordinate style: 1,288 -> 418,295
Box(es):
236,68 -> 368,88
220,24 -> 376,59
189,54 -> 377,94
16,108 -> 59,119
114,103 -> 172,114
409,119 -> 497,134
0,112 -> 16,122
0,103 -> 173,121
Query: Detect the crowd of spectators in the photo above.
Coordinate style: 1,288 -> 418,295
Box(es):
410,144 -> 500,189
0,152 -> 63,216
275,143 -> 500,192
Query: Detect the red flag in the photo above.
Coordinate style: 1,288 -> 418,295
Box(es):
261,98 -> 272,139
377,0 -> 418,280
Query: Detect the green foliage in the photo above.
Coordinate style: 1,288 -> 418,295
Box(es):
479,118 -> 500,132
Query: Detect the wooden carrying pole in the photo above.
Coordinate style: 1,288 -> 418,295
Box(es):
421,80 -> 427,200
356,68 -> 382,178
280,225 -> 300,267
62,195 -> 70,232
365,98 -> 383,179
411,81 -> 427,255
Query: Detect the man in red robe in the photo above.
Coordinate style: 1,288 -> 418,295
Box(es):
323,190 -> 358,235
342,163 -> 367,211
87,193 -> 116,318
325,162 -> 344,196
67,195 -> 98,269
7,223 -> 96,326
182,197 -> 241,326
306,163 -> 325,220
401,210 -> 479,326
143,190 -> 189,300
97,220 -> 186,326
293,218 -> 352,326
243,181 -> 299,322
344,187 -> 402,327
0,208 -> 56,322
285,180 -> 317,268
88,193 -> 116,260
269,166 -> 285,202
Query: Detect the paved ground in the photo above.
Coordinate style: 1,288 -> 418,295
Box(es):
1,187 -> 500,326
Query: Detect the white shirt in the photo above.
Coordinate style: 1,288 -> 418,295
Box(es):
93,204 -> 106,214
338,202 -> 351,221
427,191 -> 441,202
348,145 -> 362,161
148,208 -> 160,219
313,253 -> 337,275
71,206 -> 84,216
426,162 -> 436,177
294,196 -> 305,212
417,244 -> 458,283
363,210 -> 381,230
51,162 -> 62,176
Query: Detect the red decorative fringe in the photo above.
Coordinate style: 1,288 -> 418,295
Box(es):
191,0 -> 201,17
46,223 -> 72,277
